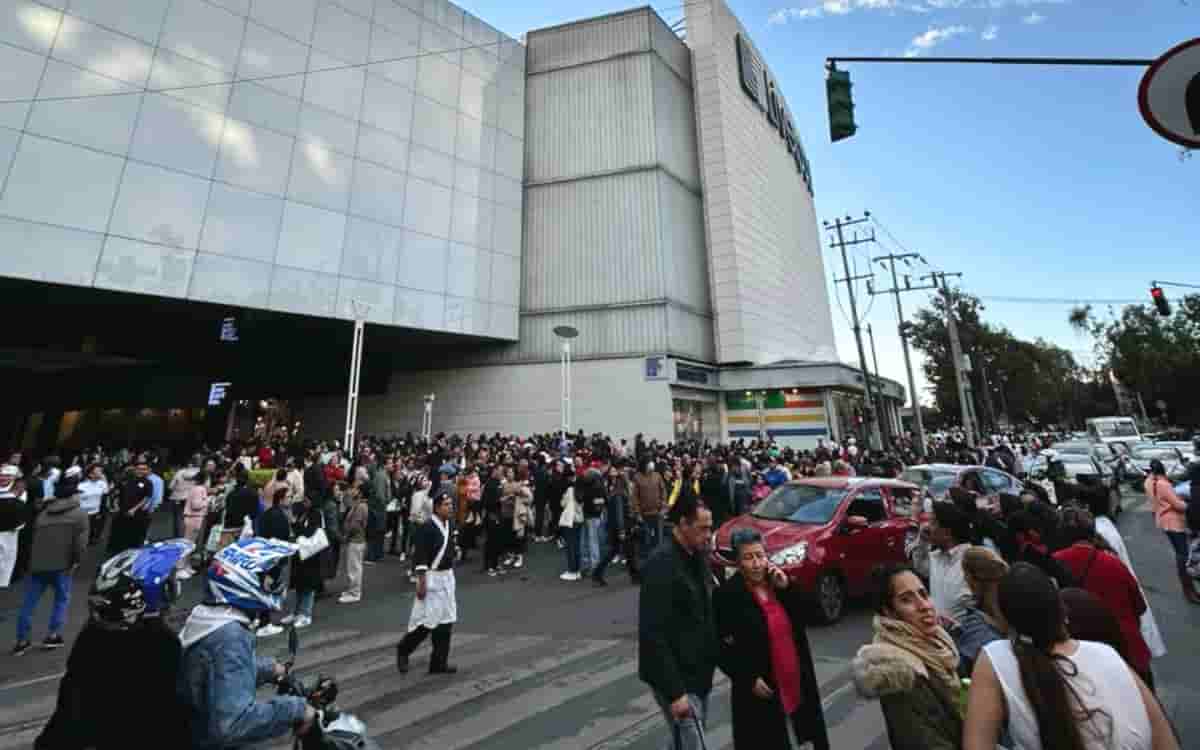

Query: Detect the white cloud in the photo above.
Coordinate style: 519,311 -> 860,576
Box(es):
981,24 -> 998,40
904,24 -> 972,56
768,0 -> 899,23
767,0 -> 1066,25
1022,10 -> 1045,23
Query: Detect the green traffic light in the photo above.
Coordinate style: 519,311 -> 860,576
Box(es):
827,67 -> 858,142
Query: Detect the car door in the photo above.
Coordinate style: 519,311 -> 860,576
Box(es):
980,469 -> 1013,511
838,487 -> 892,595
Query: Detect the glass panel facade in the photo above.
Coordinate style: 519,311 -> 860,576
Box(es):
0,0 -> 522,341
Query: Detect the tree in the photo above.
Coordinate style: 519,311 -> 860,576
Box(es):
1070,295 -> 1200,428
908,291 -> 1116,431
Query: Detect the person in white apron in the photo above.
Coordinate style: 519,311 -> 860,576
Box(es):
0,465 -> 27,589
396,492 -> 457,675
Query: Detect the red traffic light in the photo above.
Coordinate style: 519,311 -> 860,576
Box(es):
1150,286 -> 1171,316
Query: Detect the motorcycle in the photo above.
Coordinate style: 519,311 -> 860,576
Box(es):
276,627 -> 381,750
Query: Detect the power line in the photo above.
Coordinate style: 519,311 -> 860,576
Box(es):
0,0 -> 714,107
979,295 -> 1145,305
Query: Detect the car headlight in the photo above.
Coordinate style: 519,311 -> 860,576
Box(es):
769,542 -> 808,567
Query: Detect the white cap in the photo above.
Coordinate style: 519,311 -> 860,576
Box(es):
65,465 -> 83,479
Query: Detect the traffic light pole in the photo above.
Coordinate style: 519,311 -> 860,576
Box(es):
870,251 -> 936,459
827,215 -> 882,451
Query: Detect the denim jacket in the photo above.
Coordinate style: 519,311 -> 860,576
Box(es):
178,605 -> 306,750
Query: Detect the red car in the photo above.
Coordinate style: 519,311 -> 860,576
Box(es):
711,477 -> 922,624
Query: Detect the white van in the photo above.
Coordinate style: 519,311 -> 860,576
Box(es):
1085,416 -> 1141,445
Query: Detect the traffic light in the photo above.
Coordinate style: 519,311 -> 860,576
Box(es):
826,65 -> 857,142
1151,285 -> 1171,316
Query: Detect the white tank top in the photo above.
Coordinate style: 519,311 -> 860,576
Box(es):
983,640 -> 1151,750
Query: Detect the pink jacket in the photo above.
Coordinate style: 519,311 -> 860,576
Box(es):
183,484 -> 210,541
1146,475 -> 1187,532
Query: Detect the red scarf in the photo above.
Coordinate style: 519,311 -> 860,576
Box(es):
751,585 -> 803,715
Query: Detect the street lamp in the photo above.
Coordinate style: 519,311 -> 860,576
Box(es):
553,325 -> 579,438
422,393 -> 436,442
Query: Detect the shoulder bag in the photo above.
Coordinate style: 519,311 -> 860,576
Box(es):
296,511 -> 330,561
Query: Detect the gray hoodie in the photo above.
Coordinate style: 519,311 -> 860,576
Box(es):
29,495 -> 87,573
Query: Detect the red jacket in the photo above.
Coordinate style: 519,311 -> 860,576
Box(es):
1054,543 -> 1150,674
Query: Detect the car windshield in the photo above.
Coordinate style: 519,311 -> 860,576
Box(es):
1092,421 -> 1139,438
1132,446 -> 1177,461
753,484 -> 847,524
900,468 -> 957,497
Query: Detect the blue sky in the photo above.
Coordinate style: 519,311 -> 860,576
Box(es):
461,0 -> 1197,405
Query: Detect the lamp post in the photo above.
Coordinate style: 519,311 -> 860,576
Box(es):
422,393 -> 436,442
553,326 -> 579,439
343,300 -> 370,453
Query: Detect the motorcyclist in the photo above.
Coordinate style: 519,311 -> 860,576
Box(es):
178,537 -> 317,749
35,539 -> 195,750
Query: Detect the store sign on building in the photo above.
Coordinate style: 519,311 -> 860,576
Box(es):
735,34 -> 813,194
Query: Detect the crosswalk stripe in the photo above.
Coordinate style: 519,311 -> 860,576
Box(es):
396,649 -> 639,750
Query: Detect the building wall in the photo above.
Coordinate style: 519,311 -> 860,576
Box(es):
297,356 -> 675,441
518,8 -> 713,364
685,0 -> 838,365
0,0 -> 522,340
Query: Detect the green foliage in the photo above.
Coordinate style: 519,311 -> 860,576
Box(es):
248,469 -> 275,489
908,290 -> 1117,430
1070,295 -> 1200,427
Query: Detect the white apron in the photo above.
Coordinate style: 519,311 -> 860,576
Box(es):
0,529 -> 19,588
407,519 -> 457,632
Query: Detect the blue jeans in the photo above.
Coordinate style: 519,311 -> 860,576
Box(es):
1165,530 -> 1189,576
563,524 -> 582,573
639,516 -> 664,567
653,690 -> 709,750
293,589 -> 314,618
16,571 -> 72,642
582,517 -> 604,573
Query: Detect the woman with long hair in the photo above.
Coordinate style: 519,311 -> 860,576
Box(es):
952,546 -> 1008,677
1145,459 -> 1198,604
853,564 -> 962,750
963,563 -> 1177,750
714,528 -> 829,749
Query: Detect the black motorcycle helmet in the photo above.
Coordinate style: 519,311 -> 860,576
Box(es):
88,549 -> 147,630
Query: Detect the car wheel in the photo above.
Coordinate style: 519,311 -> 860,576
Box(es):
815,571 -> 846,625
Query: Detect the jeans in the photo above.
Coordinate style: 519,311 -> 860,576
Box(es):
652,690 -> 709,750
563,524 -> 582,573
171,500 -> 184,538
1165,530 -> 1189,576
581,517 -> 605,573
593,521 -> 623,581
344,541 -> 365,599
16,571 -> 72,642
366,530 -> 386,562
293,589 -> 315,619
639,516 -> 664,567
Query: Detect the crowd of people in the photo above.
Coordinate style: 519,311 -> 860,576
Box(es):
0,426 -> 1197,749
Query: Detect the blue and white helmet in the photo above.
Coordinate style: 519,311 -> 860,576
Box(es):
90,538 -> 194,627
206,537 -> 296,613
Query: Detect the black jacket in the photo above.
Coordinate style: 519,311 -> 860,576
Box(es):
36,621 -> 189,750
224,483 -> 260,529
258,505 -> 291,542
638,537 -> 718,701
713,573 -> 830,750
290,506 -> 324,592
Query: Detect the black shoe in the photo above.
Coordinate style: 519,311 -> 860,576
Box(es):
41,635 -> 65,650
429,665 -> 458,675
396,651 -> 410,673
11,640 -> 31,656
592,577 -> 608,587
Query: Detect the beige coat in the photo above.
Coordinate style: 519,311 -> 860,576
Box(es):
504,480 -> 533,536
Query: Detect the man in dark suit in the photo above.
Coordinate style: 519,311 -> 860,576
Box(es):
638,496 -> 716,750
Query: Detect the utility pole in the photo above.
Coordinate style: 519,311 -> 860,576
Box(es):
825,214 -> 881,451
865,324 -> 889,444
869,251 -> 936,458
922,271 -> 975,447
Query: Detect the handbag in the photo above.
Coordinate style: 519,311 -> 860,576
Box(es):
296,512 -> 330,561
240,515 -> 254,540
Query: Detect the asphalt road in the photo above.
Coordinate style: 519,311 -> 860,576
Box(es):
0,488 -> 1194,749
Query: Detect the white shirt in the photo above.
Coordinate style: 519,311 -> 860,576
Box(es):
1095,516 -> 1167,659
985,640 -> 1151,750
77,478 -> 109,516
929,543 -> 972,621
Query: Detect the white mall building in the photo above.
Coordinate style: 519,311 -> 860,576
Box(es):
0,0 -> 904,450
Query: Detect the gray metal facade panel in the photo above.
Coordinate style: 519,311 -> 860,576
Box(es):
651,55 -> 702,190
648,11 -> 692,82
525,54 -> 656,183
470,305 -> 669,363
523,171 -> 665,310
526,9 -> 650,74
666,305 -> 716,362
657,171 -> 711,314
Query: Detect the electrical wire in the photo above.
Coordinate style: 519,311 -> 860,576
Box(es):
0,0 -> 715,107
